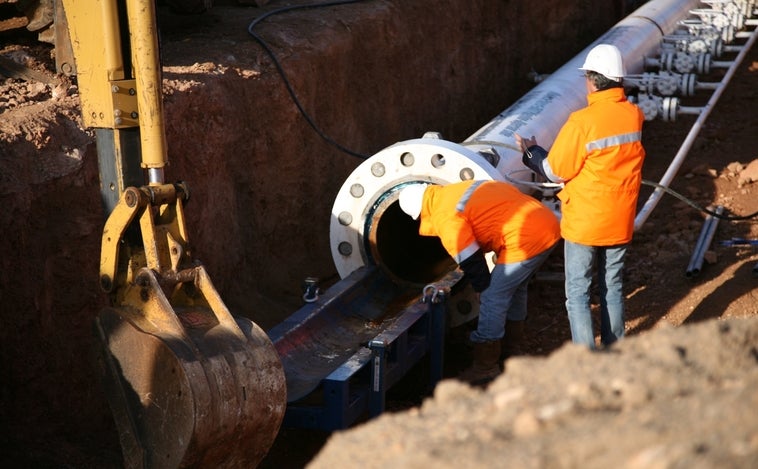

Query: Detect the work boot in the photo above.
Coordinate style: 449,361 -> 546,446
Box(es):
500,320 -> 525,361
458,340 -> 501,386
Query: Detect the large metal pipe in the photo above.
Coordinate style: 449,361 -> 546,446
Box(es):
330,0 -> 703,285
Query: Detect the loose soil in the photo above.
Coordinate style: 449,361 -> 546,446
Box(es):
0,1 -> 756,467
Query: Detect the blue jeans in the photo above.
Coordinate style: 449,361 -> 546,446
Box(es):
564,240 -> 627,349
470,245 -> 556,343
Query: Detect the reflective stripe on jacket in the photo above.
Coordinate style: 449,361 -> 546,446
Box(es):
418,180 -> 560,264
547,87 -> 646,246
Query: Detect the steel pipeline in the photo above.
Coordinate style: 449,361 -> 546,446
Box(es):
330,0 -> 704,286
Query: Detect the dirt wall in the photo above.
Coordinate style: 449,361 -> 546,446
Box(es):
0,0 -> 642,463
155,0 -> 633,327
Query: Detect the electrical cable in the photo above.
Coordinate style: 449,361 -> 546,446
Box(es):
247,0 -> 370,160
503,170 -> 757,221
641,179 -> 758,221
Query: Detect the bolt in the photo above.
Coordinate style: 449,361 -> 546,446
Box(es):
100,275 -> 112,292
60,62 -> 74,75
371,162 -> 386,177
137,275 -> 150,287
124,189 -> 137,207
338,241 -> 353,256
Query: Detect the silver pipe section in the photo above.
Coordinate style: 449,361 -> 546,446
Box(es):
147,167 -> 164,184
686,205 -> 724,277
330,0 -> 702,285
634,23 -> 758,229
724,43 -> 746,51
678,103 -> 707,115
695,80 -> 722,91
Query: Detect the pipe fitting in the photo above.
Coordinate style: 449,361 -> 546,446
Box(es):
302,277 -> 320,303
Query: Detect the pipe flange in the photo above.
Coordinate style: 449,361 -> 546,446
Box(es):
656,72 -> 679,96
329,137 -> 501,279
688,38 -> 708,55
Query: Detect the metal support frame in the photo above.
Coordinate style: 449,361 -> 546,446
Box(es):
282,293 -> 446,431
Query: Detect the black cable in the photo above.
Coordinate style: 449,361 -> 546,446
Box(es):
247,1 -> 370,160
641,179 -> 758,221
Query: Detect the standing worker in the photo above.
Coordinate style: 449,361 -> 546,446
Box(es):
516,43 -> 646,349
398,180 -> 560,384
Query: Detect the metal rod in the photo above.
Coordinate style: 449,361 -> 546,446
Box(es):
634,25 -> 758,230
125,0 -> 168,176
686,205 -> 724,278
686,214 -> 713,276
720,238 -> 758,246
678,105 -> 705,116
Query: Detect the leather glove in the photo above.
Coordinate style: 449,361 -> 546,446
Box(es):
459,249 -> 491,293
522,144 -> 549,180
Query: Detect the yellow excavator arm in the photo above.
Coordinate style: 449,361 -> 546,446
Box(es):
59,1 -> 286,467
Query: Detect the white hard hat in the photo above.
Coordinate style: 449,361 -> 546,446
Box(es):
398,184 -> 428,220
579,44 -> 625,81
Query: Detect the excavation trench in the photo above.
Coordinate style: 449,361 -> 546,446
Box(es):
1,0 -> 680,465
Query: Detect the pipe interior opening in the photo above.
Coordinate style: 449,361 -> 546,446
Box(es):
369,199 -> 457,286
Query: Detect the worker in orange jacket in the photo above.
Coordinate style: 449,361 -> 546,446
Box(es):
516,44 -> 646,349
399,180 -> 560,384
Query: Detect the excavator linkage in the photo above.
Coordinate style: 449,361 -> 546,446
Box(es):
60,0 -> 287,465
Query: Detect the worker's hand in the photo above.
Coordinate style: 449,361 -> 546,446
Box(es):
515,133 -> 538,152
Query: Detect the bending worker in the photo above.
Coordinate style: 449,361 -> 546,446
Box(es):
516,44 -> 646,349
399,180 -> 560,384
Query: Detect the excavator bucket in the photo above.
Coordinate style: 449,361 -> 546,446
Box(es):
59,1 -> 288,465
80,181 -> 288,469
90,185 -> 286,467
95,267 -> 286,468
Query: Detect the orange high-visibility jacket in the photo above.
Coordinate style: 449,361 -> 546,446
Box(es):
418,180 -> 560,264
547,87 -> 646,246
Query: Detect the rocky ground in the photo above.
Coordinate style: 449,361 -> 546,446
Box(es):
1,1 -> 757,467
310,317 -> 758,469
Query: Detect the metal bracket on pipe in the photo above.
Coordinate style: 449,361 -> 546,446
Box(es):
277,269 -> 457,431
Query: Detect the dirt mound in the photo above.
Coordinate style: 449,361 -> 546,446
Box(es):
310,317 -> 758,468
